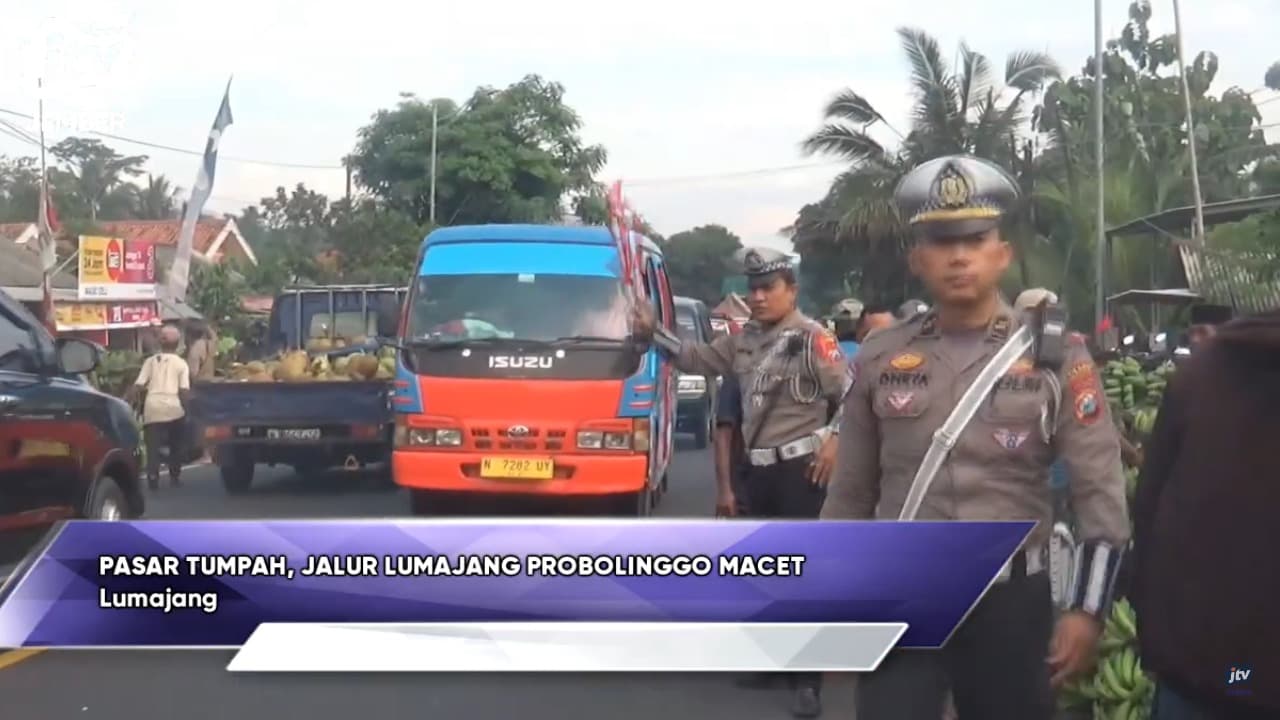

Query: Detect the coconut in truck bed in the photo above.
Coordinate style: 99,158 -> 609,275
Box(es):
191,284 -> 406,494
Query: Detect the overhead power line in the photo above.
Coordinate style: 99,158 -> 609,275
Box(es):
0,104 -> 1276,189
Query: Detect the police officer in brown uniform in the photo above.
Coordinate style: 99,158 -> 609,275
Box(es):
633,246 -> 849,719
820,155 -> 1130,720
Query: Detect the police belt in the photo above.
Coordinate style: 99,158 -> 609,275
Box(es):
747,434 -> 820,467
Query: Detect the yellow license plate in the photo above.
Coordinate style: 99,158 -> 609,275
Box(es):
480,457 -> 554,480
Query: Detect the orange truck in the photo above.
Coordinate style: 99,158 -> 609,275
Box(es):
389,224 -> 677,516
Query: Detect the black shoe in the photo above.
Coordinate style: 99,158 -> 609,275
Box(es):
733,672 -> 778,689
169,473 -> 181,487
790,685 -> 821,718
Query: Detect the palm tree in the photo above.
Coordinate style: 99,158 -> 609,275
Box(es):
133,174 -> 181,219
795,28 -> 1059,296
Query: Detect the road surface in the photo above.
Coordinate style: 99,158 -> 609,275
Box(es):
1,439 -> 857,719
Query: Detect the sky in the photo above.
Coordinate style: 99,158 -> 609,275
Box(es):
1,0 -> 1278,253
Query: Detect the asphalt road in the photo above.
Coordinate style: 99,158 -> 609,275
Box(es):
0,438 -> 857,719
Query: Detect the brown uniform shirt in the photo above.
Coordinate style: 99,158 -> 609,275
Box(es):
668,309 -> 850,448
820,304 -> 1130,550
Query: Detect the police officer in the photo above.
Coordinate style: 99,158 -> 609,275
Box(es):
821,155 -> 1130,720
632,246 -> 849,719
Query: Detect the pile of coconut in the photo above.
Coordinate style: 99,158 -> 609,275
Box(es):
220,345 -> 397,383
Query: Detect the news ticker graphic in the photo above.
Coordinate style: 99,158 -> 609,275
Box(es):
0,520 -> 1033,670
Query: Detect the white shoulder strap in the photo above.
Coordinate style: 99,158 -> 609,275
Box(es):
898,325 -> 1035,521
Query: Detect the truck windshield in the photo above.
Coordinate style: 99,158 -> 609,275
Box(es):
270,290 -> 402,350
408,274 -> 629,343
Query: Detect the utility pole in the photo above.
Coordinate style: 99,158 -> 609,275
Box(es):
429,103 -> 438,225
1093,0 -> 1107,334
1171,0 -> 1207,246
344,156 -> 352,202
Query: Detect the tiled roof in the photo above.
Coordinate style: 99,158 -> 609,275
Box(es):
0,223 -> 36,242
0,237 -> 78,289
96,219 -> 226,253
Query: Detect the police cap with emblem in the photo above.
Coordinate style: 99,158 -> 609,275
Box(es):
894,154 -> 1020,240
734,246 -> 796,289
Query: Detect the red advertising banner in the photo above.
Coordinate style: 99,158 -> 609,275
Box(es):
79,236 -> 158,301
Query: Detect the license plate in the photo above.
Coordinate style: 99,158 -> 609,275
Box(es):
479,457 -> 554,480
266,428 -> 322,440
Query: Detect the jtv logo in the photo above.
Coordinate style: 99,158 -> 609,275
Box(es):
1227,665 -> 1252,685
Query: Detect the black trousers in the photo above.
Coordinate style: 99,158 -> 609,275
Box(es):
742,456 -> 826,691
144,418 -> 186,481
856,572 -> 1055,720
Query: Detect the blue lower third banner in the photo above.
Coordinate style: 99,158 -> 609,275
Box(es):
0,520 -> 1032,671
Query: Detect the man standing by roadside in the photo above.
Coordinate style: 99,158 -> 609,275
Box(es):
128,325 -> 191,490
822,155 -> 1129,719
633,246 -> 850,719
712,374 -> 748,518
185,319 -> 217,381
1131,309 -> 1280,719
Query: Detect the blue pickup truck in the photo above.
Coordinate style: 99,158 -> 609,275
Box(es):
191,284 -> 404,494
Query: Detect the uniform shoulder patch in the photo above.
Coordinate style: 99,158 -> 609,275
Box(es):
1065,360 -> 1098,394
1074,389 -> 1102,425
812,329 -> 843,364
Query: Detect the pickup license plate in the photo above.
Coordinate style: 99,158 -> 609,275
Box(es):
266,428 -> 322,440
479,457 -> 554,480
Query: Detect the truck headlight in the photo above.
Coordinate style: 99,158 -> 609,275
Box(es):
396,427 -> 463,447
576,430 -> 633,451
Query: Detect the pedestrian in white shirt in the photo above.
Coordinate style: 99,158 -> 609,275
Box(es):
128,325 -> 191,490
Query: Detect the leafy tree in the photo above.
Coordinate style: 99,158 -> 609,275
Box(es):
661,225 -> 741,304
0,155 -> 41,223
188,261 -> 245,325
129,174 -> 181,220
49,137 -> 147,221
350,75 -> 607,226
1032,0 -> 1278,315
794,27 -> 1058,301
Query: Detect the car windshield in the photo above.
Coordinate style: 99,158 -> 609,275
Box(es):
407,273 -> 630,343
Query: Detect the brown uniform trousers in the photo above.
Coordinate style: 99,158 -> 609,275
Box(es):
822,304 -> 1130,720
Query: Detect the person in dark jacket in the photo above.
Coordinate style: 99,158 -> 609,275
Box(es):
1131,309 -> 1280,719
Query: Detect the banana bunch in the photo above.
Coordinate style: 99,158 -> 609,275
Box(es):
1059,599 -> 1144,713
1090,647 -> 1154,720
1101,598 -> 1138,652
1103,358 -> 1175,413
1130,406 -> 1159,436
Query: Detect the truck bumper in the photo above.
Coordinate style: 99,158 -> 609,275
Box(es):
393,451 -> 647,496
212,440 -> 389,468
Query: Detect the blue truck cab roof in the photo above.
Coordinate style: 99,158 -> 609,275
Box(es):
417,224 -> 663,277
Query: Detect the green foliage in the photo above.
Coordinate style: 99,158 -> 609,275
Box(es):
661,225 -> 742,304
189,262 -> 246,324
350,75 -> 606,226
794,2 -> 1280,320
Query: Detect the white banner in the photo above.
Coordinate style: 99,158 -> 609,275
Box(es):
228,622 -> 906,672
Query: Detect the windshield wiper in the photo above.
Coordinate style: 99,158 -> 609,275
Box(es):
548,335 -> 629,346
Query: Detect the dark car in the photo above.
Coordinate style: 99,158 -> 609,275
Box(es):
673,297 -> 717,448
0,290 -> 144,584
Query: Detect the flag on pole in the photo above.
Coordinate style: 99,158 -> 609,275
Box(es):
167,78 -> 233,300
37,170 -> 60,334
